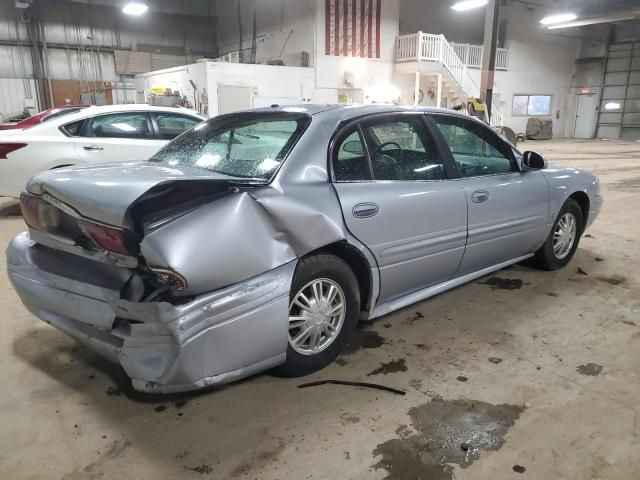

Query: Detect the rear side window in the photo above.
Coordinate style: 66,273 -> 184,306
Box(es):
85,113 -> 151,139
153,113 -> 202,140
334,128 -> 372,181
62,120 -> 84,137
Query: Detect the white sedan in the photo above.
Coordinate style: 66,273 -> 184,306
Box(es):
0,104 -> 206,197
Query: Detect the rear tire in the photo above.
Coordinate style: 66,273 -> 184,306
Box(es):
531,198 -> 583,271
274,253 -> 360,377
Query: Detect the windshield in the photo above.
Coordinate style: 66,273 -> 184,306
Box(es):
150,112 -> 310,181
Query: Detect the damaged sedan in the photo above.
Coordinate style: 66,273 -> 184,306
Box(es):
7,105 -> 602,393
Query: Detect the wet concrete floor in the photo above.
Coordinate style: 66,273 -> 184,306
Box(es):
0,139 -> 639,479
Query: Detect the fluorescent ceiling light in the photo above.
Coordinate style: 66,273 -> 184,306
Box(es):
604,102 -> 621,110
540,13 -> 577,25
451,0 -> 488,12
122,2 -> 148,15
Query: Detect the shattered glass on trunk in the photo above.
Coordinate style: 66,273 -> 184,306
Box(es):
373,399 -> 524,480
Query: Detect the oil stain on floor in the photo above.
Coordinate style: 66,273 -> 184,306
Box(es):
373,399 -> 524,480
477,277 -> 524,290
577,363 -> 603,376
343,328 -> 387,355
367,358 -> 408,376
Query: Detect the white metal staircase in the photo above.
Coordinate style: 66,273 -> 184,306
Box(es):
397,32 -> 505,126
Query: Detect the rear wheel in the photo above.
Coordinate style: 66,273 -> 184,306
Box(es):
531,198 -> 583,270
274,254 -> 360,377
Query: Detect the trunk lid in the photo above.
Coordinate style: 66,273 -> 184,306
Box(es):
26,161 -> 262,227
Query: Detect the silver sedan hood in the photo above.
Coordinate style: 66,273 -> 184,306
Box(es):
26,161 -> 260,227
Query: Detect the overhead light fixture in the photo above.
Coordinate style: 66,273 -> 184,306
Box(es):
540,12 -> 577,25
122,2 -> 148,15
451,0 -> 488,12
604,102 -> 621,111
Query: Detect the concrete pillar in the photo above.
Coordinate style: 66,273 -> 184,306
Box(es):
414,71 -> 420,106
436,73 -> 443,108
480,0 -> 500,120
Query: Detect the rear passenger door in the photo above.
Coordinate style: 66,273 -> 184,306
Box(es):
74,112 -> 162,164
151,112 -> 203,140
332,113 -> 468,303
431,114 -> 549,275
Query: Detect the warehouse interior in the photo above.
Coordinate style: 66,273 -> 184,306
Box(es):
0,1 -> 639,479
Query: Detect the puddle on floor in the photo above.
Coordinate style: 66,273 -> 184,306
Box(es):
373,399 -> 524,480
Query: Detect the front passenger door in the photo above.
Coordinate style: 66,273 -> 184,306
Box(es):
432,115 -> 550,275
332,114 -> 468,303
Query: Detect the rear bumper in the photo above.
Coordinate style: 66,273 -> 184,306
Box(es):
7,232 -> 296,393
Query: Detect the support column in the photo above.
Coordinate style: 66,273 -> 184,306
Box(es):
414,71 -> 420,106
436,73 -> 443,108
480,0 -> 500,120
27,15 -> 45,111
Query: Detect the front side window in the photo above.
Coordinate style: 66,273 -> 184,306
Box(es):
361,118 -> 445,181
334,128 -> 371,181
512,95 -> 552,116
86,113 -> 151,139
153,113 -> 202,140
150,112 -> 310,181
434,116 -> 515,178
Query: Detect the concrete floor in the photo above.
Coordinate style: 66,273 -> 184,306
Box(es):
0,139 -> 639,480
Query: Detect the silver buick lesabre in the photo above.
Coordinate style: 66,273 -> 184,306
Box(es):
7,105 -> 602,393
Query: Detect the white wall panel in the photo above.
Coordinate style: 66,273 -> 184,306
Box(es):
0,78 -> 38,121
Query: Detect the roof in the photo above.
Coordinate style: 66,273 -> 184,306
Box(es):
247,103 -> 468,121
76,104 -> 203,115
18,104 -> 205,136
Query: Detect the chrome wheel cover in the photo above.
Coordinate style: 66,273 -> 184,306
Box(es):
553,212 -> 577,260
288,278 -> 346,355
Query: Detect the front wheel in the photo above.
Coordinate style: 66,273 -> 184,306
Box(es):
274,253 -> 360,377
531,198 -> 583,270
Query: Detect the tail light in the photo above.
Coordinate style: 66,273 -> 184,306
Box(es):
149,266 -> 187,292
20,193 -> 60,231
21,193 -> 131,256
0,143 -> 27,159
77,220 -> 130,255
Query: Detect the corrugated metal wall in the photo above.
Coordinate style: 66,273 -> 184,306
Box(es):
0,0 -> 217,118
0,78 -> 38,122
596,41 -> 640,140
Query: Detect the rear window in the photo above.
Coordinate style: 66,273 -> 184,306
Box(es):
150,112 -> 310,181
42,108 -> 83,123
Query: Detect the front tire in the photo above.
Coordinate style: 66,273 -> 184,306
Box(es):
274,253 -> 360,377
531,198 -> 583,270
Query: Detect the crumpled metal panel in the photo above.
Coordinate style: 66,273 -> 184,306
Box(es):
26,162 -> 240,227
140,183 -> 348,296
8,230 -> 297,393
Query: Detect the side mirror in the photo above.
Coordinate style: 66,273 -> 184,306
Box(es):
342,140 -> 364,155
522,151 -> 547,170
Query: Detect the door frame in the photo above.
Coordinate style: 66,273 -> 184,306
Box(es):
328,111 -> 462,183
573,92 -> 599,139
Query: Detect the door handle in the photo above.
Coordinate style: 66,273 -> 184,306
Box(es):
83,145 -> 104,151
471,190 -> 490,203
352,202 -> 380,218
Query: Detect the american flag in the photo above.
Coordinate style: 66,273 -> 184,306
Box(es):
325,0 -> 381,58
